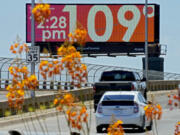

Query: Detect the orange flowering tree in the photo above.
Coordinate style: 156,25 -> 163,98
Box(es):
144,103 -> 162,121
54,93 -> 89,134
32,3 -> 51,24
33,1 -> 89,134
167,93 -> 180,109
7,42 -> 38,110
38,27 -> 88,88
68,28 -> 87,46
6,2 -> 51,110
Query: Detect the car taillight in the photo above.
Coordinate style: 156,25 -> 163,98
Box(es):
131,84 -> 135,91
97,103 -> 103,113
134,102 -> 139,113
93,86 -> 96,93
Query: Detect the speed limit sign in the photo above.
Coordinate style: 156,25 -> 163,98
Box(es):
26,46 -> 40,63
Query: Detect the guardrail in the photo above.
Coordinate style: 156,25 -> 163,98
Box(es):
0,79 -> 92,90
148,80 -> 180,91
0,79 -> 180,91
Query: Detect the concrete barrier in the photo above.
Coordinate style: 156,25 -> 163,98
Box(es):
0,87 -> 93,117
148,80 -> 180,91
0,79 -> 180,117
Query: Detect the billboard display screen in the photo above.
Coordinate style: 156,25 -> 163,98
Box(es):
26,4 -> 160,54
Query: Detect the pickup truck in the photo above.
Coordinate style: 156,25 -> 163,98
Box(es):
93,70 -> 146,111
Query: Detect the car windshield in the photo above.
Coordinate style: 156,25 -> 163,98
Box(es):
103,95 -> 134,101
100,71 -> 135,81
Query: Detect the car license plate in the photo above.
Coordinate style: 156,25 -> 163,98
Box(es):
114,109 -> 123,114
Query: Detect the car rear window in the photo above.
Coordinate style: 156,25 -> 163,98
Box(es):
103,95 -> 134,101
102,100 -> 134,106
100,71 -> 135,81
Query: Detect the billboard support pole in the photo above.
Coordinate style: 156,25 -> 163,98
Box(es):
31,0 -> 35,98
145,0 -> 149,94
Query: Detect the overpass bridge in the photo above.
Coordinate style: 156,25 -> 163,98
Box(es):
0,57 -> 180,91
0,57 -> 179,118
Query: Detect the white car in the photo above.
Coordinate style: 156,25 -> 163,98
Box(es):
95,91 -> 152,133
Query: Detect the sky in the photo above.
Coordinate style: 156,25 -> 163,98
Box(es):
0,0 -> 180,74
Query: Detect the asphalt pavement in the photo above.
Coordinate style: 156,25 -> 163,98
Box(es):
0,108 -> 179,135
0,91 -> 179,135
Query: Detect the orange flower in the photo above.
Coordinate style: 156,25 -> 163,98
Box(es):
175,122 -> 180,135
168,99 -> 173,105
14,43 -> 19,48
60,99 -> 64,104
18,45 -> 23,53
107,120 -> 124,135
66,109 -> 71,116
83,115 -> 88,122
48,63 -> 53,68
174,95 -> 178,100
10,45 -> 14,51
32,3 -> 51,23
64,93 -> 74,104
56,106 -> 62,111
71,111 -> 77,117
80,106 -> 86,115
77,124 -> 82,130
12,50 -> 17,54
174,102 -> 178,107
54,98 -> 59,105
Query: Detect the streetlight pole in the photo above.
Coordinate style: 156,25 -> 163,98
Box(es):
145,0 -> 149,96
31,0 -> 35,98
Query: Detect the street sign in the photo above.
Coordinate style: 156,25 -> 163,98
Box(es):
26,46 -> 40,63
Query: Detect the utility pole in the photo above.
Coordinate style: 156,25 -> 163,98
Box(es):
31,0 -> 35,98
145,0 -> 149,97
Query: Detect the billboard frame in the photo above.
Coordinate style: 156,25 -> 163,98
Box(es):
26,3 -> 160,56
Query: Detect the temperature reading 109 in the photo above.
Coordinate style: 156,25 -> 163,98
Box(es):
63,5 -> 154,42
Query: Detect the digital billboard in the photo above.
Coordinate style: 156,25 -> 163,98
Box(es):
26,4 -> 160,55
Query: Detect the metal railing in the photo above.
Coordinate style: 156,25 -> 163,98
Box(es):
1,57 -> 180,90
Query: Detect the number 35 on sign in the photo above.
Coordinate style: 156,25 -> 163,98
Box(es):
26,46 -> 40,63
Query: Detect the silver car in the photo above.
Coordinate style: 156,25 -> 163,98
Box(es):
95,91 -> 152,133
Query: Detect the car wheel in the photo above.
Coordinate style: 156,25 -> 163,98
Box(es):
96,126 -> 102,133
139,115 -> 145,132
146,120 -> 153,131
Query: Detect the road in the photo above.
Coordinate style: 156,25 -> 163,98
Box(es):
0,91 -> 179,135
0,107 -> 179,135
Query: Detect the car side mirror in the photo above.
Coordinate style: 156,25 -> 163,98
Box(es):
141,78 -> 146,81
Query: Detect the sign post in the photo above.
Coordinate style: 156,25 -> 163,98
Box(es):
178,84 -> 180,108
145,0 -> 149,98
31,0 -> 35,98
26,46 -> 40,98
